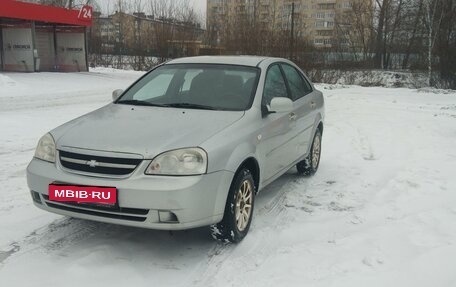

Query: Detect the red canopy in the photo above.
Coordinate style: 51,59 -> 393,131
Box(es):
0,0 -> 92,27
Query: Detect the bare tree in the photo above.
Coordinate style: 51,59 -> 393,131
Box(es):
402,0 -> 424,69
435,0 -> 456,87
422,0 -> 444,85
335,0 -> 374,63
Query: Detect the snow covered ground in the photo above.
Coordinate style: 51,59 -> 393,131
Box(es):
1,70 -> 456,287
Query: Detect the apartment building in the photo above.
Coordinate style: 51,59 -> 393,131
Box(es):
90,12 -> 205,57
207,0 -> 372,50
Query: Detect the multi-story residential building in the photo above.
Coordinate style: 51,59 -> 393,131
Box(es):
207,0 -> 372,50
90,11 -> 205,58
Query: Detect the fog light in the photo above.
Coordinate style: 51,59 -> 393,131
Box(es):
158,211 -> 178,223
31,191 -> 42,204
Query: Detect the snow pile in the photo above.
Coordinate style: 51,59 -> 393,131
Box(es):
89,67 -> 147,74
89,54 -> 161,71
308,69 -> 429,88
416,87 -> 456,94
1,71 -> 456,287
317,83 -> 351,90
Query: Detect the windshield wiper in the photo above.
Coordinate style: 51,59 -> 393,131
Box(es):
116,100 -> 168,107
164,103 -> 218,110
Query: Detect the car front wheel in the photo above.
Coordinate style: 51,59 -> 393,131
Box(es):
297,128 -> 322,176
210,168 -> 255,243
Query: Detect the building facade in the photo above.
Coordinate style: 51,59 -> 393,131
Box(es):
90,12 -> 205,58
0,0 -> 92,72
207,0 -> 372,51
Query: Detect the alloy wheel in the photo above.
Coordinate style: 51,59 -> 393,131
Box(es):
235,180 -> 253,231
312,134 -> 321,169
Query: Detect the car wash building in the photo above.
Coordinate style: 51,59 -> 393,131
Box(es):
0,0 -> 92,72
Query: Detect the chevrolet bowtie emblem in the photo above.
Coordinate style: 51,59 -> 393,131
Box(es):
87,160 -> 98,167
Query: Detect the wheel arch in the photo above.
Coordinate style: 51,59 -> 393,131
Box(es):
305,114 -> 324,157
317,121 -> 324,134
234,157 -> 260,194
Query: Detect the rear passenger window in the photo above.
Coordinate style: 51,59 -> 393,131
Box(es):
281,64 -> 312,101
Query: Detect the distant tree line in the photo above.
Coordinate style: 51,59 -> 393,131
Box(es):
369,0 -> 455,87
208,0 -> 456,88
39,0 -> 455,88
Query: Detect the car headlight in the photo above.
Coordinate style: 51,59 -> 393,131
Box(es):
145,148 -> 207,175
34,133 -> 56,163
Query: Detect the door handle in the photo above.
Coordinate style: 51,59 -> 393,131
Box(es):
289,112 -> 297,121
310,101 -> 317,109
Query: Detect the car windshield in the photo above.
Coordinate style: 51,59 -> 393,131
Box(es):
117,64 -> 260,111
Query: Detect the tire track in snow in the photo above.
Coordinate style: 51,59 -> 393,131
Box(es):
0,217 -> 102,264
191,173 -> 313,286
41,218 -> 101,252
190,242 -> 234,286
0,243 -> 20,265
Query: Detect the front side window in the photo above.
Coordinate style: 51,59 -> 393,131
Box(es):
281,64 -> 312,101
262,64 -> 288,106
117,64 -> 260,111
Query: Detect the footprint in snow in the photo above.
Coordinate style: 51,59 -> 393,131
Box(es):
284,203 -> 313,213
350,215 -> 363,225
406,180 -> 420,188
329,201 -> 353,212
362,256 -> 384,267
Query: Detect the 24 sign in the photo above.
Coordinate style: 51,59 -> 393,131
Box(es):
78,5 -> 92,21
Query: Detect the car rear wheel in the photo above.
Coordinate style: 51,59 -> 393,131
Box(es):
210,168 -> 255,243
297,128 -> 322,176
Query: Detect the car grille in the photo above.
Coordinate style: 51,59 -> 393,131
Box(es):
42,194 -> 149,222
59,150 -> 142,176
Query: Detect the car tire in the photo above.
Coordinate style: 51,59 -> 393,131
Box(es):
297,128 -> 322,176
210,168 -> 255,243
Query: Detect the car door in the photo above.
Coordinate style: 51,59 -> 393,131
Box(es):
280,63 -> 317,160
258,64 -> 296,181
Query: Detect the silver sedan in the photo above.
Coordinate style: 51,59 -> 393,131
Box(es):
27,56 -> 325,242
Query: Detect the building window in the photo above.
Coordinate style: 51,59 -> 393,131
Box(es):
316,12 -> 325,19
318,3 -> 335,9
317,30 -> 332,36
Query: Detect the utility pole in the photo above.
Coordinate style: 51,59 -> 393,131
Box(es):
68,0 -> 73,9
290,2 -> 295,60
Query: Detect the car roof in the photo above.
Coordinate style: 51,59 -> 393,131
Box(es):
166,56 -> 271,67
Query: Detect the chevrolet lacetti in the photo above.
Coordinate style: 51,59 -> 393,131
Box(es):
27,56 -> 325,242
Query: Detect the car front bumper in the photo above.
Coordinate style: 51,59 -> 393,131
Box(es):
26,158 -> 234,230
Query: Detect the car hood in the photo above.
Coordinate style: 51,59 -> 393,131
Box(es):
52,104 -> 244,158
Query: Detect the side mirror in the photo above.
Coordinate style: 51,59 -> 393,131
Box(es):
268,97 -> 293,113
112,89 -> 123,102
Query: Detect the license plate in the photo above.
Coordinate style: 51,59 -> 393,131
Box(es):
48,184 -> 117,205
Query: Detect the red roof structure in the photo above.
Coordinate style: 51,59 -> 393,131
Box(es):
0,0 -> 92,26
